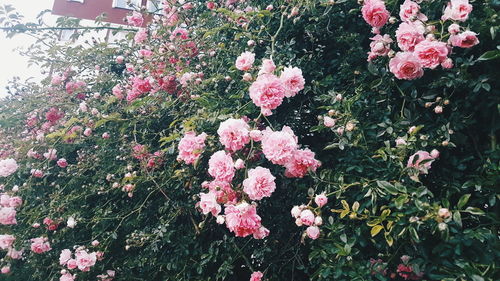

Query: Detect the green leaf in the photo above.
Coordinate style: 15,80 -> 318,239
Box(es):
376,181 -> 399,195
464,207 -> 485,215
457,194 -> 471,209
409,227 -> 419,242
371,225 -> 384,237
477,50 -> 500,61
453,211 -> 462,228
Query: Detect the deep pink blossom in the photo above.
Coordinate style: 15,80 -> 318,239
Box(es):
407,150 -> 435,174
361,0 -> 390,29
449,31 -> 479,48
250,271 -> 264,281
284,148 -> 321,178
389,52 -> 424,80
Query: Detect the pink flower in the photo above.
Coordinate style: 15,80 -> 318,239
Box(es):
249,130 -> 263,142
324,116 -> 336,127
126,11 -> 144,26
300,209 -> 315,226
442,0 -> 473,22
261,126 -> 298,165
407,150 -> 434,174
361,0 -> 390,29
224,202 -> 262,237
51,75 -> 63,85
102,132 -> 110,139
306,225 -> 320,240
30,237 -> 51,254
258,59 -> 276,75
60,273 -> 76,281
448,23 -> 461,34
249,74 -> 286,116
203,180 -> 238,204
280,67 -> 305,97
235,51 -> 255,71
116,55 -> 124,64
389,52 -> 424,80
67,259 -> 77,269
243,167 -> 276,201
430,149 -> 440,159
84,128 -> 92,136
315,193 -> 328,208
0,159 -> 18,177
43,148 -> 57,160
75,249 -> 97,271
414,40 -> 449,69
252,226 -> 270,239
177,132 -> 207,165
138,49 -> 153,58
1,266 -> 9,274
217,118 -> 250,152
395,22 -> 425,52
170,27 -> 189,40
8,196 -> 21,208
291,205 -> 302,218
250,271 -> 264,281
367,34 -> 393,61
449,31 -> 479,48
112,84 -> 124,99
0,234 -> 15,249
134,28 -> 148,44
399,0 -> 427,22
59,249 -> 72,265
57,158 -> 68,168
208,151 -> 235,182
0,207 -> 16,225
6,248 -> 23,259
199,192 -> 221,216
31,169 -> 44,178
441,58 -> 453,69
234,159 -> 245,169
284,148 -> 321,178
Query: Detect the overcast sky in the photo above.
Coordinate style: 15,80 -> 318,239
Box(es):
0,0 -> 55,97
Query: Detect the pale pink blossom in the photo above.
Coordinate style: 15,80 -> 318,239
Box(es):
199,192 -> 221,216
306,226 -> 320,240
442,0 -> 473,22
217,118 -> 250,152
315,193 -> 328,208
43,148 -> 57,160
395,22 -> 425,52
112,84 -> 124,99
30,237 -> 51,254
389,52 -> 424,80
0,159 -> 18,177
75,249 -> 97,271
84,128 -> 92,136
284,148 -> 321,178
280,67 -> 305,98
399,0 -> 427,22
67,259 -> 77,269
448,23 -> 461,34
361,0 -> 390,29
134,28 -> 148,44
314,216 -> 323,226
367,34 -> 393,61
51,75 -> 63,85
59,249 -> 72,265
208,151 -> 235,182
261,126 -> 298,165
235,51 -> 255,71
438,208 -> 451,218
324,116 -> 336,127
60,273 -> 76,281
177,132 -> 207,165
291,206 -> 302,218
430,149 -> 440,158
252,226 -> 270,239
234,159 -> 245,169
126,11 -> 144,26
224,202 -> 262,237
1,266 -> 9,274
258,59 -> 276,75
249,130 -> 263,142
249,74 -> 286,116
414,40 -> 449,69
300,209 -> 315,226
243,167 -> 276,201
6,248 -> 23,259
0,208 -> 16,225
250,271 -> 264,281
407,150 -> 434,174
0,234 -> 15,249
449,31 -> 479,48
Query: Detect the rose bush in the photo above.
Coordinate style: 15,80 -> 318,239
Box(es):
0,0 -> 498,280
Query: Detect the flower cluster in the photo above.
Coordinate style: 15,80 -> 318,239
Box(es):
361,0 -> 478,80
291,193 -> 328,240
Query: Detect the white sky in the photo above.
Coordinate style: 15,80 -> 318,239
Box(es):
0,0 -> 56,97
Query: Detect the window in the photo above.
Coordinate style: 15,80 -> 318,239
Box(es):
67,0 -> 84,3
147,0 -> 164,14
112,0 -> 142,10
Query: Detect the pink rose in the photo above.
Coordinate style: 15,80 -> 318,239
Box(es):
60,273 -> 76,281
235,51 -> 255,71
361,0 -> 390,29
208,151 -> 235,182
407,150 -> 434,174
399,0 -> 427,22
1,266 -> 10,274
261,126 -> 298,165
367,34 -> 393,61
284,148 -> 321,178
243,167 -> 276,201
0,159 -> 18,177
224,203 -> 262,237
30,237 -> 51,254
280,67 -> 305,97
177,132 -> 207,165
75,249 -> 97,271
249,130 -> 263,142
442,0 -> 473,22
67,259 -> 77,269
134,28 -> 148,44
8,197 -> 22,208
249,74 -> 286,116
448,23 -> 461,34
112,84 -> 124,99
323,116 -> 336,127
59,249 -> 72,265
306,225 -> 320,240
234,159 -> 245,169
395,22 -> 425,52
441,58 -> 453,69
449,31 -> 479,48
252,226 -> 270,239
0,234 -> 15,250
300,209 -> 315,226
314,193 -> 328,208
0,207 -> 17,225
389,52 -> 424,80
250,271 -> 264,281
414,40 -> 449,69
126,11 -> 144,27
57,158 -> 68,168
6,248 -> 23,259
258,59 -> 276,75
291,206 -> 302,218
199,191 -> 221,216
217,118 -> 250,152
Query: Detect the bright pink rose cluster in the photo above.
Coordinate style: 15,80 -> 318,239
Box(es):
177,131 -> 208,164
59,248 -> 98,272
290,192 -> 328,240
361,0 -> 478,80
